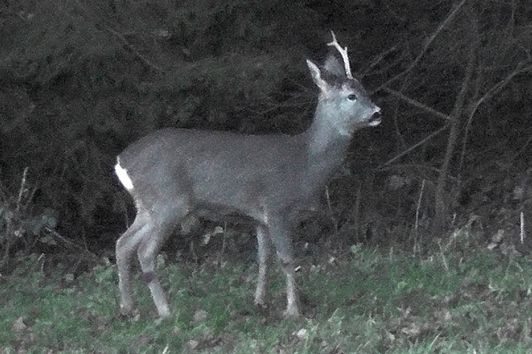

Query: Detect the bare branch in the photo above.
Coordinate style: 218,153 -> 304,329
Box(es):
44,227 -> 100,263
375,0 -> 468,91
383,87 -> 452,121
459,61 -> 532,170
434,31 -> 477,233
378,163 -> 459,183
380,125 -> 449,167
71,0 -> 162,73
105,26 -> 163,73
15,167 -> 28,213
472,61 -> 532,110
363,44 -> 399,76
327,31 -> 353,79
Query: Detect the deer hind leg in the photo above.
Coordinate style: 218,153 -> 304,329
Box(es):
254,224 -> 272,307
267,215 -> 300,318
136,202 -> 189,318
116,211 -> 150,315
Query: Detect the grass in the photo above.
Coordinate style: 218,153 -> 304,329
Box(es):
1,235 -> 531,353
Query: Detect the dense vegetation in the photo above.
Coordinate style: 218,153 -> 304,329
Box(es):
1,0 -> 530,261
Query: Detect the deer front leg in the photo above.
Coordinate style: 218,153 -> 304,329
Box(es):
254,225 -> 272,307
279,258 -> 299,318
268,216 -> 300,318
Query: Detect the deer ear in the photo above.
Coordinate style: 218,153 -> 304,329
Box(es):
306,59 -> 329,93
323,55 -> 346,79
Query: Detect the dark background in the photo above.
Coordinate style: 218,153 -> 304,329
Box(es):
1,0 -> 531,270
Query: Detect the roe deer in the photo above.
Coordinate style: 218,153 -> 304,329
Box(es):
115,32 -> 381,318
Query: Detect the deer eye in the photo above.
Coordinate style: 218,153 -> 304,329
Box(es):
347,94 -> 358,101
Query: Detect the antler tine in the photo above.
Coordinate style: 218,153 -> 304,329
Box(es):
327,30 -> 353,79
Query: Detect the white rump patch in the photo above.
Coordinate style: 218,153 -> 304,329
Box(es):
115,158 -> 134,190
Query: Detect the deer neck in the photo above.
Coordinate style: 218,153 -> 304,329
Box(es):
306,104 -> 352,165
294,103 -> 353,197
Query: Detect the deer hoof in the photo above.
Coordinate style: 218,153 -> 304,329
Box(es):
119,306 -> 140,320
254,300 -> 269,314
254,298 -> 268,308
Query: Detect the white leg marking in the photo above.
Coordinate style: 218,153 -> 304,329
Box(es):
115,157 -> 134,190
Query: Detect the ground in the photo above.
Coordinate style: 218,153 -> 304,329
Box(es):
1,229 -> 531,353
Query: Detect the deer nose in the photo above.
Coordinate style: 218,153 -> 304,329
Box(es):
369,110 -> 382,126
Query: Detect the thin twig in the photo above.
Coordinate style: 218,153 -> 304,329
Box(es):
474,62 -> 532,108
415,179 -> 426,232
511,134 -> 532,161
383,87 -> 452,121
15,167 -> 28,213
325,186 -> 338,233
44,227 -> 100,263
378,163 -> 459,183
379,125 -> 449,167
105,27 -> 163,73
218,222 -> 227,267
375,0 -> 468,91
363,44 -> 399,76
520,212 -> 525,244
459,61 -> 532,169
72,0 -> 163,73
438,241 -> 449,272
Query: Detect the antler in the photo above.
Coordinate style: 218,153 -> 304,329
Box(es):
327,30 -> 353,79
